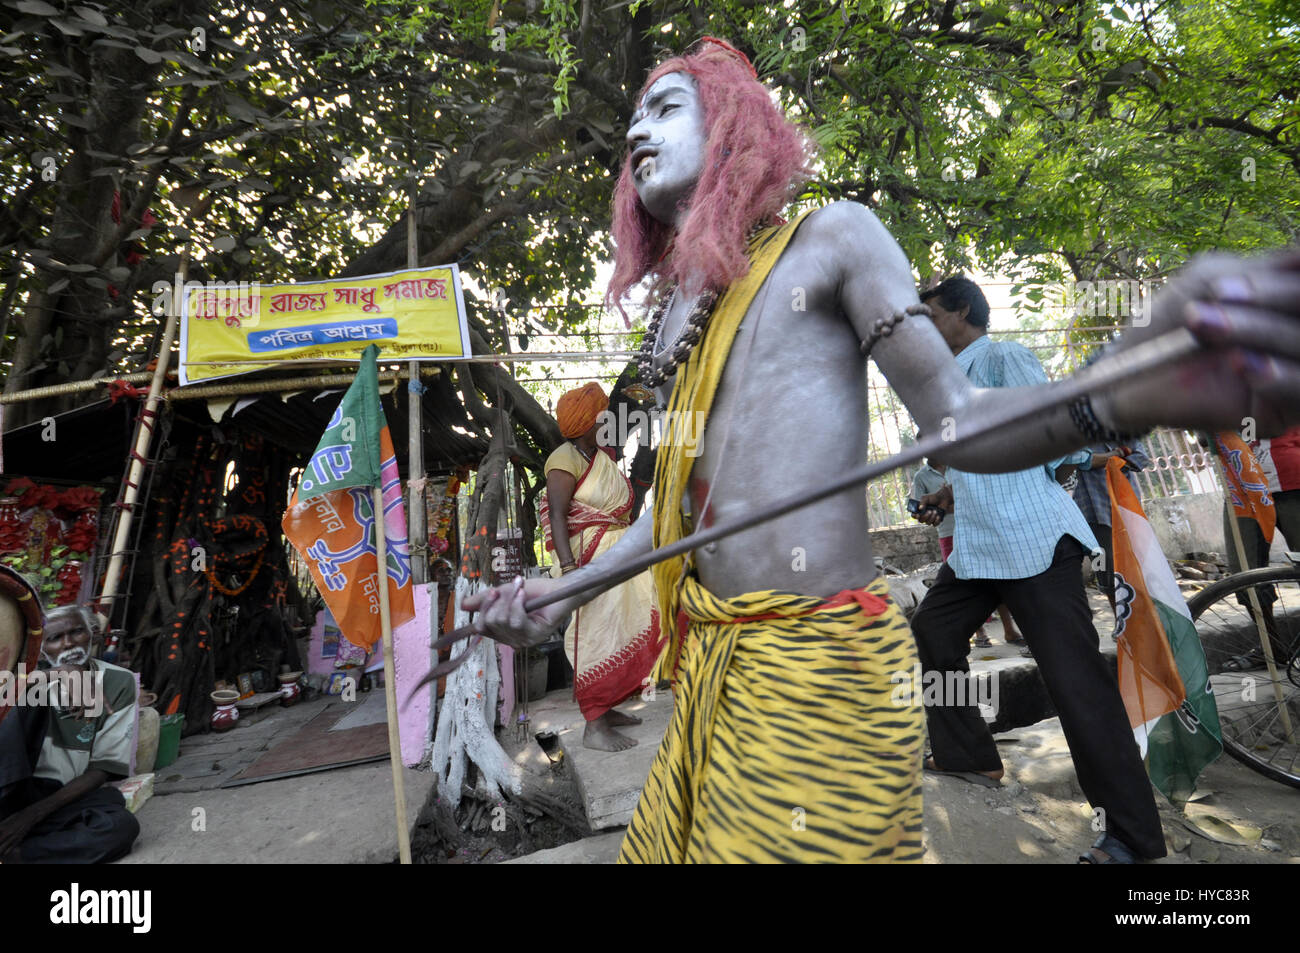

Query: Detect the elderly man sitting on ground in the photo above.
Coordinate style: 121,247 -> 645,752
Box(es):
0,602 -> 140,864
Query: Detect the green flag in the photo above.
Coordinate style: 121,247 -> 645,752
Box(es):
297,344 -> 386,500
282,342 -> 414,651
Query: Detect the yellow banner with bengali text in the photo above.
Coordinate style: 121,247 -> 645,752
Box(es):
177,265 -> 471,385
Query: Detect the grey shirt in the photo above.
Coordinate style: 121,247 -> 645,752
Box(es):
910,464 -> 954,539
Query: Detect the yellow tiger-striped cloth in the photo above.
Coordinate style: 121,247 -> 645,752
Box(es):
617,574 -> 925,864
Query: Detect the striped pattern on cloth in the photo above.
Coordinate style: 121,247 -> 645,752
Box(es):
617,575 -> 924,864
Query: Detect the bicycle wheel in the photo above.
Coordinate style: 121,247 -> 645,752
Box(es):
1187,566 -> 1300,788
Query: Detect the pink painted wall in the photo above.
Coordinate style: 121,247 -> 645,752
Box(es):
392,582 -> 433,767
306,586 -> 434,767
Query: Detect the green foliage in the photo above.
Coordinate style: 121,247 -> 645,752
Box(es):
0,0 -> 1296,409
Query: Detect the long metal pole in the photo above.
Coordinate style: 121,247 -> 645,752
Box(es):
411,327 -> 1205,687
1222,490 -> 1297,743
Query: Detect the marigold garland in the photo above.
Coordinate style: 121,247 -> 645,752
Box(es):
206,547 -> 266,597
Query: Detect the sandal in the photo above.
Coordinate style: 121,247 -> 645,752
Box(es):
973,633 -> 992,648
1078,833 -> 1139,864
924,756 -> 1002,788
1221,647 -> 1289,673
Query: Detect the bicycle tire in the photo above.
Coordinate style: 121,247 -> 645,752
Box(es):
1186,565 -> 1300,789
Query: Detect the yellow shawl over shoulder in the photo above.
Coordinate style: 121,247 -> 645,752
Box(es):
650,209 -> 815,676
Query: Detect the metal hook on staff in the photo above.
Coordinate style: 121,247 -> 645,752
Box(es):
407,328 -> 1205,696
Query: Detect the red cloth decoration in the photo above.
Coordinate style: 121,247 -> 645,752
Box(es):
107,380 -> 146,404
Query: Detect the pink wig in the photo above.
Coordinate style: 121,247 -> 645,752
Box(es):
607,39 -> 816,319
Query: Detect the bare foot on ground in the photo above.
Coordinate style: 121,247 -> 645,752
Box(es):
583,713 -> 639,751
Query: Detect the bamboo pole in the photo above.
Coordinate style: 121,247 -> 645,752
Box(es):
373,484 -> 413,864
0,371 -> 155,404
165,366 -> 436,401
407,192 -> 427,586
1222,492 -> 1296,744
97,252 -> 192,617
182,350 -> 639,366
0,366 -> 439,407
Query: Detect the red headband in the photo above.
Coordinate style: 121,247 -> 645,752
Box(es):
696,36 -> 757,78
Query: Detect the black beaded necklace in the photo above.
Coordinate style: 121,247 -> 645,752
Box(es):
634,223 -> 769,388
635,287 -> 719,388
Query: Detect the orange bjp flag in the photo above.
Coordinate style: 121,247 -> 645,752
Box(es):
282,345 -> 415,650
1213,431 -> 1275,543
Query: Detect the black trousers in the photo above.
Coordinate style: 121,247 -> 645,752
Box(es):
910,536 -> 1167,859
0,706 -> 139,864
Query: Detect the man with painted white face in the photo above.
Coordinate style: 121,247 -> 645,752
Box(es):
464,37 -> 1300,863
0,605 -> 139,863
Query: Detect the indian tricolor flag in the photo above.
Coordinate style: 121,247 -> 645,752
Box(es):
1107,456 -> 1222,805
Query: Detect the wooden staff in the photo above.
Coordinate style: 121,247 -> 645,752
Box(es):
406,187 -> 427,586
411,326 -> 1206,689
373,484 -> 413,864
1221,489 -> 1297,743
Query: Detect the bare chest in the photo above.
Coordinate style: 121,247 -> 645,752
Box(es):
649,259 -> 867,510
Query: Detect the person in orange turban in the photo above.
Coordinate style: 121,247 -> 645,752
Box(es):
555,382 -> 609,439
540,382 -> 662,751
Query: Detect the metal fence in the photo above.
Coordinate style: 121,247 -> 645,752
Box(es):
866,324 -> 1221,528
502,309 -> 1224,530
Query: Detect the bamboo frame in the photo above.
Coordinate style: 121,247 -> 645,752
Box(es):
0,371 -> 155,404
183,350 -> 639,366
0,366 -> 439,406
165,366 -> 438,401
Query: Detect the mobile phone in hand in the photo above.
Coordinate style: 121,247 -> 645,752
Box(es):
907,499 -> 942,520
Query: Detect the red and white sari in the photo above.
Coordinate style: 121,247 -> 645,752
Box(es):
541,446 -> 662,719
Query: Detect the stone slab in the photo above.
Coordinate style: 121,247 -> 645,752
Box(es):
554,689 -> 672,830
504,830 -> 625,865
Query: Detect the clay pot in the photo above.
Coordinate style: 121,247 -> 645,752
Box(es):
277,670 -> 302,707
210,689 -> 241,732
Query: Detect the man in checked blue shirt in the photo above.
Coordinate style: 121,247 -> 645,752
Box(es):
1073,440 -> 1153,625
909,277 -> 1165,865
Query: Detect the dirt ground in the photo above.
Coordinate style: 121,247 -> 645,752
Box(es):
922,717 -> 1300,864
410,722 -> 590,864
415,712 -> 1299,864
